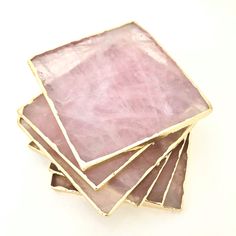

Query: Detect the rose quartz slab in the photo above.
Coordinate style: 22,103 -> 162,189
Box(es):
30,22 -> 211,168
19,118 -> 188,215
38,139 -> 188,209
146,137 -> 189,208
28,141 -> 167,205
21,95 -> 150,189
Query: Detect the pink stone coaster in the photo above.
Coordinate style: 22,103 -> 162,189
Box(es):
31,137 -> 188,209
18,118 -> 189,215
20,95 -> 150,189
20,96 -> 189,190
29,22 -> 211,169
50,140 -> 185,207
29,142 -> 183,208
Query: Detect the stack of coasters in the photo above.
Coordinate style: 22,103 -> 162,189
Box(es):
17,22 -> 212,216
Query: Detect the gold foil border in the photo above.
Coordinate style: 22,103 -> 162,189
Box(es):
18,117 -> 192,216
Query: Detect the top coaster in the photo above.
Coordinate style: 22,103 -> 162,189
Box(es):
29,22 -> 211,169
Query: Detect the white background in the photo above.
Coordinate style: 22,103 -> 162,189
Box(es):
0,0 -> 235,235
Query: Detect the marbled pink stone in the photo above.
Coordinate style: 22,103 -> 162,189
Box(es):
19,118 -> 187,215
31,22 -> 210,167
23,95 -> 149,189
146,137 -> 189,207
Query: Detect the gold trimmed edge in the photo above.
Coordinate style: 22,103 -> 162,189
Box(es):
144,136 -> 188,208
18,107 -> 152,190
18,117 -> 192,216
29,138 -> 189,210
138,155 -> 170,206
161,137 -> 188,206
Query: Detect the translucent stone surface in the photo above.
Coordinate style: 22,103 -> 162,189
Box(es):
19,118 -> 188,215
22,95 -> 150,189
33,139 -> 188,209
30,22 -> 210,168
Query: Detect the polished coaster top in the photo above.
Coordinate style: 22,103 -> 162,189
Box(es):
30,22 -> 211,168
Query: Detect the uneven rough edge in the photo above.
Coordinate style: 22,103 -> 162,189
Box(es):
127,157 -> 168,206
163,136 -> 189,209
127,140 -> 185,206
145,136 -> 189,209
21,95 -> 151,189
18,118 -> 190,215
29,139 -> 188,209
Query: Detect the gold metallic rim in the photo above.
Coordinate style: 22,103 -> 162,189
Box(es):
29,136 -> 189,210
18,107 -> 152,190
144,136 -> 188,209
18,116 -> 192,216
161,136 -> 187,208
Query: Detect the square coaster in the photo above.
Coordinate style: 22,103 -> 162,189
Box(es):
19,96 -> 191,190
30,136 -> 189,210
19,96 -> 151,189
28,22 -> 211,169
18,117 -> 190,215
